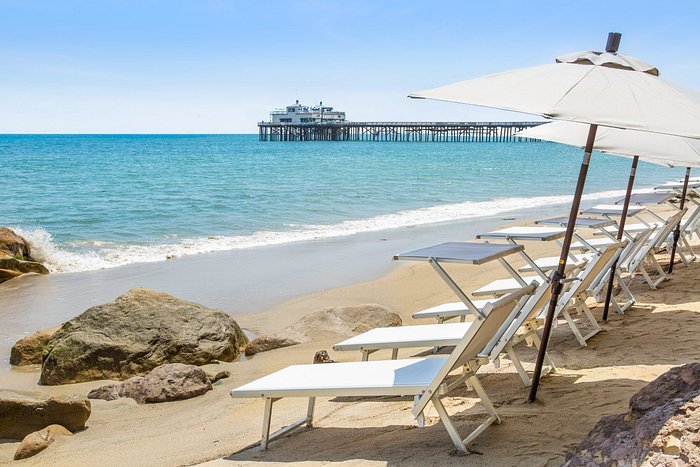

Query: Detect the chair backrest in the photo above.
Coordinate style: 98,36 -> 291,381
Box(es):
412,283 -> 537,417
628,209 -> 686,273
558,241 -> 627,308
618,226 -> 656,270
484,279 -> 552,359
649,208 -> 687,248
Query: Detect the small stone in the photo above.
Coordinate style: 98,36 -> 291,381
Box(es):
663,435 -> 682,456
313,350 -> 335,364
14,424 -> 72,460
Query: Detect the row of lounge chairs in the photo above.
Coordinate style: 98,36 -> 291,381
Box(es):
230,181 -> 698,454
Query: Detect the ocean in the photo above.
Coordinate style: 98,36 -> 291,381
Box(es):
1,134 -> 683,274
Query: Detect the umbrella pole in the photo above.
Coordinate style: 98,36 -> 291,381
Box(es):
602,156 -> 639,321
528,123 -> 598,402
668,167 -> 692,273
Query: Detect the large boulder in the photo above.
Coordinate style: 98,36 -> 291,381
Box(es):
283,304 -> 402,343
565,363 -> 700,466
14,424 -> 73,460
40,288 -> 249,385
0,390 -> 91,440
87,363 -> 213,404
10,326 -> 60,366
0,227 -> 49,284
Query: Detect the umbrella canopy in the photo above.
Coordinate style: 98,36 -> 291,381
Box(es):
410,52 -> 700,139
516,121 -> 700,168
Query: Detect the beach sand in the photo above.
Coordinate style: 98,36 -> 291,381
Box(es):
1,207 -> 699,466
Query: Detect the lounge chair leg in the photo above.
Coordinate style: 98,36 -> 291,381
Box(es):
639,264 -> 656,290
261,398 -> 274,451
413,395 -> 425,428
581,302 -> 601,336
306,397 -> 316,427
431,396 -> 468,453
562,309 -> 588,347
258,396 -> 315,451
469,376 -> 500,424
391,348 -> 399,360
505,344 -> 531,386
528,331 -> 557,376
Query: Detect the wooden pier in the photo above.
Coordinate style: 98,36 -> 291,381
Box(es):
258,121 -> 546,142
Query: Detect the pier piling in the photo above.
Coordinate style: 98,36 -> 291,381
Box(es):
258,122 -> 544,142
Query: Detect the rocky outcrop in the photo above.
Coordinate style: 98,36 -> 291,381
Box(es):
283,304 -> 401,342
10,326 -> 60,366
244,335 -> 300,356
0,390 -> 91,440
0,227 -> 49,284
40,288 -> 249,385
565,363 -> 700,466
87,363 -> 213,404
14,424 -> 72,460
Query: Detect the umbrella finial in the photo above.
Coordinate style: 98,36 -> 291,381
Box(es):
606,32 -> 622,53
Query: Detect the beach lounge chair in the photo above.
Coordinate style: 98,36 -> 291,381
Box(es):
333,280 -> 555,385
547,241 -> 626,346
230,284 -> 536,453
469,242 -> 626,346
617,209 -> 686,289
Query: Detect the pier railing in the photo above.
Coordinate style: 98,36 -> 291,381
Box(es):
258,121 -> 546,142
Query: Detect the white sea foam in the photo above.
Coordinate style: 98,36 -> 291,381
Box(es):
14,188 -> 642,274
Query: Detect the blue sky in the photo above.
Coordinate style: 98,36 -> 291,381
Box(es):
2,1 -> 700,133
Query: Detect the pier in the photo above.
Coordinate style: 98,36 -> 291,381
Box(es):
258,121 -> 546,142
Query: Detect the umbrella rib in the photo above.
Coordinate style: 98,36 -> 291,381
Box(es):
551,66 -> 597,108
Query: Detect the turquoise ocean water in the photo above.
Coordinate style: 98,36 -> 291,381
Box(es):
0,134 -> 683,273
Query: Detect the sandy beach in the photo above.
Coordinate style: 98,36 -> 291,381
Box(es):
1,200 -> 698,466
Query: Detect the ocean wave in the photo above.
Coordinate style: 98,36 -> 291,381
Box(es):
13,188 -> 640,274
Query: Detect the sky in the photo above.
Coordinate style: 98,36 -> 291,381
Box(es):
2,0 -> 700,133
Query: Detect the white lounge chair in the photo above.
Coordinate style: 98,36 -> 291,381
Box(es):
546,241 -> 627,346
230,284 -> 536,453
617,209 -> 686,289
334,280 -> 555,385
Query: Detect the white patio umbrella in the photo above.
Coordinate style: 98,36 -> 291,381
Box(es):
517,121 -> 700,168
517,121 -> 700,319
409,33 -> 700,402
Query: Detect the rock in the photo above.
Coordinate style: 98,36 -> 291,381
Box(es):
207,370 -> 231,384
87,363 -> 213,404
0,390 -> 91,440
0,227 -> 32,258
564,363 -> 700,466
41,288 -> 249,385
10,326 -> 60,366
14,424 -> 72,460
663,435 -> 682,456
244,335 -> 300,356
313,350 -> 335,364
0,227 -> 49,284
283,304 -> 401,343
